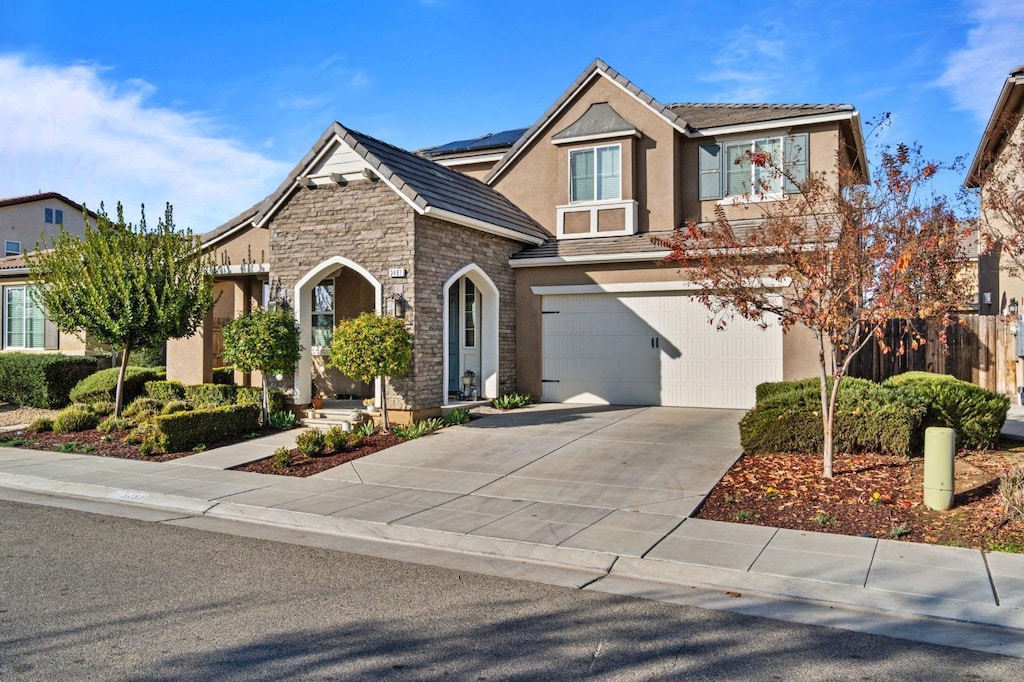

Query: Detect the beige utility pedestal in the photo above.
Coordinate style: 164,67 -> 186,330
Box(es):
923,427 -> 955,511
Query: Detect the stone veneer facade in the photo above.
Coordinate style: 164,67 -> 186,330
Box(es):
266,178 -> 523,418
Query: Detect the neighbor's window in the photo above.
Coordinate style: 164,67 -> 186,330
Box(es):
44,208 -> 53,223
570,144 -> 621,202
4,240 -> 20,257
44,208 -> 64,224
311,279 -> 334,349
4,285 -> 45,349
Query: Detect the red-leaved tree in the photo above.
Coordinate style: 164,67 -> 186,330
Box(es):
654,139 -> 970,478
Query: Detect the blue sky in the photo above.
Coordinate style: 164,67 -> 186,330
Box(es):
1,0 -> 1021,231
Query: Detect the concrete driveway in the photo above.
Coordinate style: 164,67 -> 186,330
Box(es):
319,404 -> 743,518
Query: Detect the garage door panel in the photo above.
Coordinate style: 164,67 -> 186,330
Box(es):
542,292 -> 782,409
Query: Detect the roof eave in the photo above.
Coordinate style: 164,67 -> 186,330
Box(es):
967,70 -> 1024,187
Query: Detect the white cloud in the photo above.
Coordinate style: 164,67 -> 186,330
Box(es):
698,23 -> 800,102
0,55 -> 290,231
939,0 -> 1024,125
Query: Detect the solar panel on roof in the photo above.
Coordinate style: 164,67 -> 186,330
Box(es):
424,128 -> 527,155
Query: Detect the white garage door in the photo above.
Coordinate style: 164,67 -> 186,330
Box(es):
541,292 -> 782,409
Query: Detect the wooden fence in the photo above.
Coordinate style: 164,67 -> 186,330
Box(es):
846,314 -> 1017,395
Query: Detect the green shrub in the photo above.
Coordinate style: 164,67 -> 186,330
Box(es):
0,353 -> 99,408
90,401 -> 115,416
212,366 -> 235,385
294,428 -> 327,458
70,366 -> 165,405
272,446 -> 293,468
740,402 -> 925,458
354,420 -> 376,438
161,400 -> 191,416
127,345 -> 165,367
323,425 -> 349,453
98,417 -> 133,433
123,398 -> 164,422
184,383 -> 238,408
145,380 -> 185,402
235,386 -> 284,413
146,404 -> 260,454
755,377 -> 822,404
269,410 -> 296,430
883,372 -> 1010,449
392,421 -> 432,441
443,408 -> 471,426
52,405 -> 100,433
491,393 -> 532,410
27,417 -> 53,433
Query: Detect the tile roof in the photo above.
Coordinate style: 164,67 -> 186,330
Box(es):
510,234 -> 670,261
0,192 -> 98,217
0,253 -> 28,272
668,103 -> 855,130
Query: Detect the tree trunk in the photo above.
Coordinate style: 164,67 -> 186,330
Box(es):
380,376 -> 390,432
114,341 -> 132,418
817,333 -> 834,479
261,375 -> 271,426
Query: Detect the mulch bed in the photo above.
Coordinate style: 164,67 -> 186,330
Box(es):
231,433 -> 402,477
0,427 -> 274,463
695,447 -> 1024,551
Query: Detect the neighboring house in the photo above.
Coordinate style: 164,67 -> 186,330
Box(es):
0,193 -> 100,355
168,59 -> 867,419
967,65 -> 1024,395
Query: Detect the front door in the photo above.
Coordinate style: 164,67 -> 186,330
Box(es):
448,277 -> 482,397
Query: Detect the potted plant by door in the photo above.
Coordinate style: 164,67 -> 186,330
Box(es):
311,381 -> 324,410
363,398 -> 378,414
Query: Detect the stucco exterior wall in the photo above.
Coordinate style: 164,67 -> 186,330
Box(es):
0,199 -> 89,255
492,74 -> 679,236
209,224 -> 271,271
681,123 -> 842,224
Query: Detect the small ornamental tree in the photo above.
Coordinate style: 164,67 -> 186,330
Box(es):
328,312 -> 412,431
30,203 -> 214,417
220,308 -> 302,425
654,137 -> 970,478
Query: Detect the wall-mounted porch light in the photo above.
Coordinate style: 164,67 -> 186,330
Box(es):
386,292 -> 406,318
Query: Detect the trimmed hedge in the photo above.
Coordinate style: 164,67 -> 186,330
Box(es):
184,383 -> 237,408
740,403 -> 924,458
235,386 -> 285,413
882,372 -> 1010,450
212,366 -> 235,385
52,405 -> 100,433
0,353 -> 99,408
744,372 -> 1010,456
145,380 -> 185,402
70,366 -> 165,405
148,404 -> 260,453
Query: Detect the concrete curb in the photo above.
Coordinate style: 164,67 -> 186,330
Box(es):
4,468 -> 1024,636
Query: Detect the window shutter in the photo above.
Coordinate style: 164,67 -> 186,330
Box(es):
726,144 -> 751,196
784,133 -> 809,193
698,144 -> 723,200
44,318 -> 59,350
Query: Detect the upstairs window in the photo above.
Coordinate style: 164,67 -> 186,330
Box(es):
699,133 -> 808,201
4,240 -> 20,257
44,208 -> 53,223
43,208 -> 64,224
570,144 -> 621,202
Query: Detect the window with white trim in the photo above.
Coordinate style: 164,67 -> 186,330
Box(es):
699,133 -> 808,201
311,279 -> 334,350
570,144 -> 621,202
4,240 -> 20,257
4,285 -> 45,349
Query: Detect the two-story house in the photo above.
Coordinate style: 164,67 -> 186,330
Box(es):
168,59 -> 866,420
0,192 -> 99,355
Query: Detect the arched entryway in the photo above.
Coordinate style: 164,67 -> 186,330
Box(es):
293,257 -> 382,404
443,264 -> 499,405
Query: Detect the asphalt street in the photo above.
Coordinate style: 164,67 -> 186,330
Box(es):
1,496 -> 1021,681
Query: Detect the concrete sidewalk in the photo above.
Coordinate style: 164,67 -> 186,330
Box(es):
2,403 -> 1024,657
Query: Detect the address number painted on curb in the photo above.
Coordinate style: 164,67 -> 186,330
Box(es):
110,490 -> 147,502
